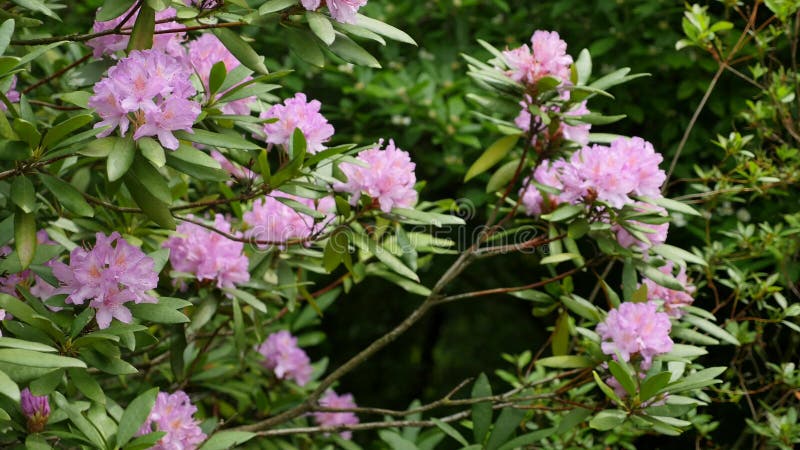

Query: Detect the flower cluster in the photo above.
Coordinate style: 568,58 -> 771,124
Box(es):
163,215 -> 250,290
515,93 -> 591,146
0,230 -> 58,301
257,330 -> 313,386
596,301 -> 673,369
138,391 -> 206,450
89,49 -> 200,150
302,0 -> 367,24
87,6 -> 185,59
502,30 -> 573,85
21,388 -> 50,433
244,192 -> 334,246
1,75 -> 19,111
313,390 -> 360,439
186,34 -> 254,115
334,139 -> 418,212
519,136 -> 666,214
643,262 -> 696,317
260,93 -> 334,154
51,232 -> 158,329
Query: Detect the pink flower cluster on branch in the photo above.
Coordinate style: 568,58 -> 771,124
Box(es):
163,215 -> 250,290
596,301 -> 673,369
314,390 -> 360,439
257,330 -> 313,386
138,391 -> 206,450
502,30 -> 573,85
89,49 -> 200,150
260,93 -> 335,154
51,232 -> 158,329
244,192 -> 334,246
334,139 -> 418,212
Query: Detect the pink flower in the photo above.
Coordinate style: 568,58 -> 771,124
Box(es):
257,330 -> 313,386
519,159 -> 582,215
569,145 -> 637,208
302,0 -> 367,24
613,203 -> 669,250
21,388 -> 50,433
314,390 -> 360,439
186,34 -> 255,115
87,6 -> 185,59
89,49 -> 200,149
51,232 -> 158,329
163,215 -> 250,290
502,30 -> 573,84
1,75 -> 20,111
642,262 -> 696,317
260,93 -> 334,154
610,137 -> 666,198
138,391 -> 206,450
244,192 -> 334,247
333,139 -> 418,213
596,301 -> 673,369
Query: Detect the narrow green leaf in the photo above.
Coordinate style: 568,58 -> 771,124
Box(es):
96,0 -> 137,21
174,129 -> 261,150
126,5 -> 155,51
307,11 -> 335,45
208,61 -> 227,97
11,0 -> 61,20
10,176 -> 35,213
329,33 -> 381,68
486,407 -> 525,450
138,137 -> 165,168
116,387 -> 158,447
286,28 -> 325,67
128,302 -> 189,324
42,114 -> 93,149
14,210 -> 36,270
497,428 -> 556,450
593,371 -> 622,405
465,134 -> 519,181
536,355 -> 594,369
258,0 -> 296,15
107,136 -> 135,182
391,208 -> 465,227
355,14 -> 417,45
198,431 -> 256,450
124,175 -> 176,229
682,314 -> 740,346
471,373 -> 492,444
68,368 -> 105,404
350,231 -> 419,282
607,360 -> 636,397
0,369 -> 19,401
0,20 -> 12,57
130,155 -> 171,204
574,48 -> 592,85
38,174 -> 94,217
540,203 -> 584,222
212,28 -> 269,74
589,410 -> 627,431
639,371 -> 672,402
432,418 -> 468,446
0,349 -> 86,368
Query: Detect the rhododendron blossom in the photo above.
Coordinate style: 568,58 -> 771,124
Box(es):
519,159 -> 581,215
643,262 -> 696,316
502,30 -> 573,84
186,34 -> 255,115
596,301 -> 673,369
138,391 -> 206,450
301,0 -> 367,24
51,232 -> 158,329
314,390 -> 360,439
257,330 -> 313,386
21,388 -> 50,433
87,6 -> 185,59
334,139 -> 418,212
163,215 -> 250,290
89,49 -> 200,149
244,192 -> 334,246
260,93 -> 334,154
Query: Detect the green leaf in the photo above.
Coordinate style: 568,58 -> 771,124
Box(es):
391,208 -> 466,227
640,264 -> 684,291
681,314 -> 740,346
552,311 -> 570,356
286,28 -> 325,67
96,0 -> 137,21
138,137 -> 165,168
350,230 -> 419,282
208,61 -> 227,98
130,155 -> 171,204
486,407 -> 525,450
0,19 -> 15,56
561,294 -> 602,322
116,387 -> 158,447
68,368 -> 105,404
465,134 -> 519,181
497,428 -> 556,450
14,210 -> 36,270
10,176 -> 35,213
174,129 -> 261,150
13,118 -> 40,148
593,371 -> 622,405
540,204 -> 584,222
222,288 -> 267,314
608,360 -> 636,397
574,48 -> 592,85
589,410 -> 627,431
651,244 -> 707,267
198,431 -> 256,450
11,0 -> 60,20
378,430 -> 417,450
0,337 -> 57,352
639,371 -> 672,402
0,349 -> 86,368
38,174 -> 94,217
307,11 -> 335,45
52,392 -> 106,449
128,301 -> 190,324
29,368 -> 62,395
540,253 -> 579,265
166,144 -> 229,182
329,33 -> 381,68
471,373 -> 492,444
0,369 -> 19,401
355,14 -> 417,45
486,159 -> 521,193
270,128 -> 306,186
80,136 -> 116,158
42,114 -> 94,150
212,28 -> 268,75
432,419 -> 468,446
124,174 -> 176,229
107,136 -> 135,182
659,367 -> 726,395
536,355 -> 594,369
258,0 -> 296,15
640,195 -> 701,217
127,4 -> 155,51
